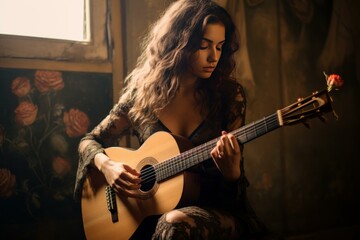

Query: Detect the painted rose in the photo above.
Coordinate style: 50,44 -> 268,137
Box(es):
0,168 -> 16,198
11,77 -> 31,97
14,101 -> 38,126
34,70 -> 64,93
63,109 -> 90,137
52,156 -> 71,177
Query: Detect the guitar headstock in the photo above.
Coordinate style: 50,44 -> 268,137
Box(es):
278,89 -> 335,127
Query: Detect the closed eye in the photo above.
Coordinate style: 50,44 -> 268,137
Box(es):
200,38 -> 225,51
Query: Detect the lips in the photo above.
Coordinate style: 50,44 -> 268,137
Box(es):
203,66 -> 215,72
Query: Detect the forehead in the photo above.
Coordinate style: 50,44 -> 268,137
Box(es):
202,23 -> 225,42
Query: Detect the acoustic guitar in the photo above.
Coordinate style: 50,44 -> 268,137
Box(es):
81,89 -> 335,239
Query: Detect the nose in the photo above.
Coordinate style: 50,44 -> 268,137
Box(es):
207,46 -> 219,63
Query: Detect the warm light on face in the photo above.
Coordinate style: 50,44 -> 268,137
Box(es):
188,22 -> 225,79
0,0 -> 90,42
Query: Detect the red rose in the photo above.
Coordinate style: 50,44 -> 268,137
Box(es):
325,73 -> 343,92
11,77 -> 31,97
63,109 -> 90,137
0,168 -> 16,198
14,101 -> 38,126
52,156 -> 71,177
34,70 -> 64,93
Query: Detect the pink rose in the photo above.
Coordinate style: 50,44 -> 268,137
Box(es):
14,101 -> 38,126
52,156 -> 71,177
0,168 -> 16,198
11,77 -> 31,97
63,109 -> 90,137
34,70 -> 64,93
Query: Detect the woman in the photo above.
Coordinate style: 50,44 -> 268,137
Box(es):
75,0 -> 273,239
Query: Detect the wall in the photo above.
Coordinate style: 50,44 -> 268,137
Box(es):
0,1 -> 120,239
243,0 -> 360,237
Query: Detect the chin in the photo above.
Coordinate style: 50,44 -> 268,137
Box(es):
198,73 -> 212,79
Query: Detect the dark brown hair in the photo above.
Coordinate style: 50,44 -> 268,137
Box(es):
119,0 -> 240,126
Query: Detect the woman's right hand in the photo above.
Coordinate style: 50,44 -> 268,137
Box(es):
94,153 -> 142,198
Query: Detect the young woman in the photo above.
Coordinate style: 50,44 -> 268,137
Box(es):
75,0 -> 275,239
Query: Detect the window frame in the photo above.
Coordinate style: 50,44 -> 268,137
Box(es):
0,0 -> 109,62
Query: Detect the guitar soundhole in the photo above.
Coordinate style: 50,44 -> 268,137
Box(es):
140,164 -> 156,192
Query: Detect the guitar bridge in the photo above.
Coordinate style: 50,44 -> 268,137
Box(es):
105,185 -> 118,223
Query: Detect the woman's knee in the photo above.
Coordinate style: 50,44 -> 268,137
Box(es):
164,210 -> 194,224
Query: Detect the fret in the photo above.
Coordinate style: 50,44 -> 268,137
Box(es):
235,112 -> 280,144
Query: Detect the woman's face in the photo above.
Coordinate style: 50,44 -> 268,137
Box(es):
188,22 -> 225,79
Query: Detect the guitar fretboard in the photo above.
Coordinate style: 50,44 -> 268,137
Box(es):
154,112 -> 280,182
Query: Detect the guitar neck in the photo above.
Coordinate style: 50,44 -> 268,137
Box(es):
154,112 -> 281,182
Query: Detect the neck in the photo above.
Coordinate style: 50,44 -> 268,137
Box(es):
178,74 -> 198,96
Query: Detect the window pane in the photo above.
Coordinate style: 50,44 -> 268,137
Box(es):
0,0 -> 89,42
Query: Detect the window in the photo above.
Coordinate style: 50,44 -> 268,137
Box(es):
0,0 -> 90,42
0,0 -> 108,61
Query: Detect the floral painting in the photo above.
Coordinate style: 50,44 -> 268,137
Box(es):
0,68 -> 112,238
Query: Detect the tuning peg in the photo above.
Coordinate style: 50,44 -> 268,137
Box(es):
302,121 -> 311,128
318,115 -> 327,122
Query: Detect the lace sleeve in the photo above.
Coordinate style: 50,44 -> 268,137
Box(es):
73,103 -> 131,200
226,82 -> 246,132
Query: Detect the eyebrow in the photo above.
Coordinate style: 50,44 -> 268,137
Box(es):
202,37 -> 225,44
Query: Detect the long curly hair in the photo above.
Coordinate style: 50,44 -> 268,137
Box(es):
119,0 -> 239,127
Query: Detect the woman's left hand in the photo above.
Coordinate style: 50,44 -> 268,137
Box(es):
210,131 -> 241,181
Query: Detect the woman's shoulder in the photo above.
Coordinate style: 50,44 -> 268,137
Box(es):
220,79 -> 246,104
219,79 -> 247,130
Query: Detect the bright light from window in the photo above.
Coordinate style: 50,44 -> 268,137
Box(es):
0,0 -> 90,42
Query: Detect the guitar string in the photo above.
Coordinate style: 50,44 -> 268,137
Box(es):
139,115 -> 279,184
139,114 -> 279,184
149,114 -> 279,176
141,119 -> 277,183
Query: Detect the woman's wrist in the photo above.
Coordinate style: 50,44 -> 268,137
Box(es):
93,152 -> 111,172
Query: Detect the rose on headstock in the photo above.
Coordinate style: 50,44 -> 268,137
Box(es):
323,72 -> 344,92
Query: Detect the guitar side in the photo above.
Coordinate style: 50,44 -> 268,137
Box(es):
81,132 -> 186,240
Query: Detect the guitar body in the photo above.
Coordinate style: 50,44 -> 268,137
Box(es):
81,131 -> 199,240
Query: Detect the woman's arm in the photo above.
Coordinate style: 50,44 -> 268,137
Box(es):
210,82 -> 247,182
74,103 -> 139,200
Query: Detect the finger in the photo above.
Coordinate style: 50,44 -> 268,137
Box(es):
126,166 -> 141,176
122,165 -> 142,184
210,149 -> 222,171
227,133 -> 240,153
216,139 -> 224,158
123,164 -> 141,177
221,134 -> 233,155
114,178 -> 141,192
115,174 -> 141,188
211,148 -> 219,159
